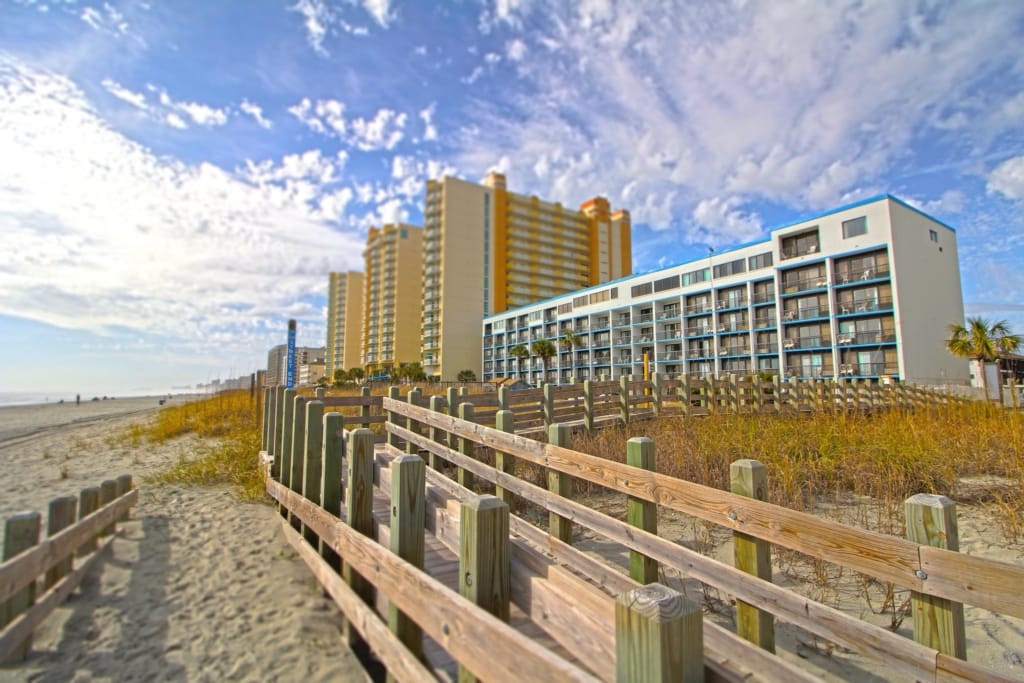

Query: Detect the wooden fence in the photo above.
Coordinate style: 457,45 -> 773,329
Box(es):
260,385 -> 1021,682
0,475 -> 137,663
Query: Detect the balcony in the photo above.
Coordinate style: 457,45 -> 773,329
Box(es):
785,362 -> 835,378
685,326 -> 713,337
614,315 -> 631,327
657,309 -> 681,320
752,290 -> 775,305
684,302 -> 711,315
719,344 -> 750,357
614,335 -> 632,345
835,296 -> 894,316
660,352 -> 683,361
836,331 -> 897,346
781,306 -> 828,322
755,342 -> 779,354
834,267 -> 891,286
838,362 -> 899,377
717,320 -> 748,334
782,336 -> 832,350
659,329 -> 683,341
781,274 -> 829,295
754,315 -> 777,329
715,297 -> 747,311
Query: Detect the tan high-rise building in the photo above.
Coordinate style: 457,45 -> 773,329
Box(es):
421,172 -> 631,380
325,271 -> 364,379
363,223 -> 423,377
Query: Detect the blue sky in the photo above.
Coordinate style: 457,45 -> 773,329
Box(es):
1,0 -> 1023,396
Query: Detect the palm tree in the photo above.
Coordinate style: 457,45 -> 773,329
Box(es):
946,317 -> 1021,401
530,339 -> 557,384
348,367 -> 365,384
560,327 -> 581,382
508,344 -> 530,379
457,369 -> 477,382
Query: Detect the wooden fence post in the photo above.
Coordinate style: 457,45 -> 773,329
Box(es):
497,385 -> 509,412
1,512 -> 41,663
619,375 -> 631,425
99,479 -> 117,536
389,454 -> 426,672
279,388 -> 296,485
76,487 -> 100,557
494,410 -> 516,509
459,495 -> 510,683
729,459 -> 775,652
320,411 -> 343,570
428,396 -> 445,471
345,428 -> 376,648
315,386 -> 325,400
406,388 -> 422,455
288,395 -> 308,531
583,379 -> 595,434
261,387 -> 271,452
302,400 -> 324,546
547,424 -> 573,544
651,372 -> 663,416
115,474 -> 133,520
267,387 -> 277,460
360,386 -> 371,428
543,382 -> 554,427
446,387 -> 460,452
387,386 -> 402,450
615,583 -> 703,683
905,494 -> 966,659
44,495 -> 77,589
627,438 -> 658,584
679,376 -> 691,417
457,403 -> 476,491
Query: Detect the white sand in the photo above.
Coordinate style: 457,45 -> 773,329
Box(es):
0,399 -> 368,682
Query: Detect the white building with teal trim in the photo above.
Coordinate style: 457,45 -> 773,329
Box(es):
481,195 -> 968,387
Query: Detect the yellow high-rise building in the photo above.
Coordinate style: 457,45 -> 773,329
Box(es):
363,223 -> 423,377
421,172 -> 631,380
325,271 -> 364,380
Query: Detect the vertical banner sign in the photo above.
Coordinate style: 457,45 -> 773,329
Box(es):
286,319 -> 297,389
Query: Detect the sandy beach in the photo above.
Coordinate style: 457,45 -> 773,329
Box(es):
0,398 -> 368,682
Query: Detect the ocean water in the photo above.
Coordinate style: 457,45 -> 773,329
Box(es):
0,391 -> 164,407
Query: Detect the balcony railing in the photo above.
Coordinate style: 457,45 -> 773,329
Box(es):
752,291 -> 775,304
755,343 -> 779,354
754,316 -> 777,329
838,362 -> 899,377
685,326 -> 712,336
780,242 -> 820,260
719,345 -> 749,357
781,274 -> 829,294
685,302 -> 711,315
717,321 -> 748,333
782,336 -> 831,350
615,316 -> 631,326
781,306 -> 827,322
785,363 -> 835,378
836,331 -> 897,345
835,296 -> 894,315
615,335 -> 632,345
835,267 -> 890,285
716,297 -> 747,310
658,309 -> 681,320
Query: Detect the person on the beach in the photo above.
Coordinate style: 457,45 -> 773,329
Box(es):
76,393 -> 80,405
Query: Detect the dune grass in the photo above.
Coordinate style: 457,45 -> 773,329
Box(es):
571,400 -> 1024,541
131,391 -> 266,500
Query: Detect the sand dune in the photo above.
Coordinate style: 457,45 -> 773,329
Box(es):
0,399 -> 368,681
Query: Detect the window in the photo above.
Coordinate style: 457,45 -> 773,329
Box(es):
929,229 -> 938,243
557,302 -> 573,314
713,258 -> 746,278
653,275 -> 681,293
781,229 -> 820,259
749,252 -> 773,270
573,295 -> 589,308
842,216 -> 867,238
681,268 -> 710,286
631,282 -> 654,297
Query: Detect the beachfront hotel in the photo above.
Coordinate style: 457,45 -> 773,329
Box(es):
363,223 -> 423,377
481,195 -> 969,387
266,345 -> 326,387
422,172 -> 632,381
325,270 -> 364,378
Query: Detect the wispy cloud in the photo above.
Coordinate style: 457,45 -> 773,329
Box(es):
0,57 -> 362,353
289,97 -> 408,150
240,99 -> 272,128
456,2 -> 1024,248
987,156 -> 1024,200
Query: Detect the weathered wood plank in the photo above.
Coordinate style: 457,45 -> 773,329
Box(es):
268,480 -> 598,683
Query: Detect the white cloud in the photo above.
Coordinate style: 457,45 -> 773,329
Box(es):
505,38 -> 527,62
0,57 -> 362,355
80,3 -> 131,37
165,112 -> 187,129
462,65 -> 484,85
348,108 -> 406,150
101,78 -> 147,109
293,100 -> 408,151
987,156 -> 1024,200
419,103 -> 437,141
455,2 -> 1024,246
176,100 -> 228,127
692,196 -> 762,245
240,99 -> 272,128
291,0 -> 332,55
362,0 -> 394,27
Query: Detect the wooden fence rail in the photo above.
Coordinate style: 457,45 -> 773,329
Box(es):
381,396 -> 1021,682
0,476 -> 137,663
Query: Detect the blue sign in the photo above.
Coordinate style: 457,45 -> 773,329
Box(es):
286,320 -> 296,388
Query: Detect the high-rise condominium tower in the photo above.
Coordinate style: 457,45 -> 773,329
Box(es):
363,223 -> 423,378
325,271 -> 364,379
421,172 -> 631,380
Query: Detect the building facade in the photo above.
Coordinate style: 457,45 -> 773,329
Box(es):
325,271 -> 364,379
482,195 -> 968,387
266,345 -> 326,387
422,172 -> 632,381
363,223 -> 423,378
